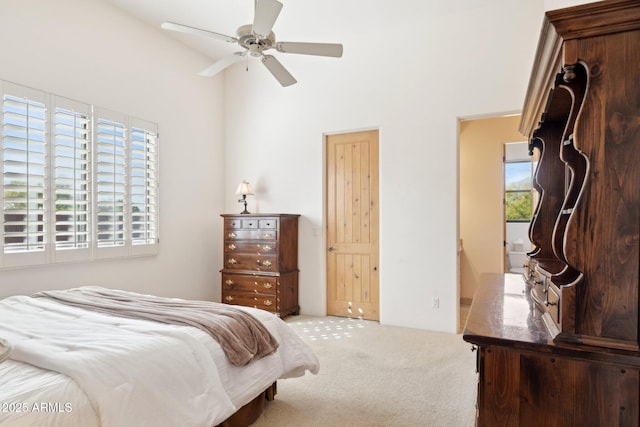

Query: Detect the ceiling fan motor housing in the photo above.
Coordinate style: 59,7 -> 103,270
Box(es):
236,24 -> 275,57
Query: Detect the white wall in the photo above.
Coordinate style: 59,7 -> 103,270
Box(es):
223,0 -> 545,332
0,0 -> 226,301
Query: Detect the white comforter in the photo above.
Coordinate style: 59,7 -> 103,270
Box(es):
0,293 -> 319,427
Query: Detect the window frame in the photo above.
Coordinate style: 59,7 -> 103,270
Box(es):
0,80 -> 159,269
504,159 -> 534,223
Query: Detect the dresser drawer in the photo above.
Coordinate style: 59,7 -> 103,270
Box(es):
259,218 -> 278,229
225,254 -> 278,271
223,291 -> 277,312
224,241 -> 277,254
242,219 -> 260,228
225,219 -> 243,229
225,230 -> 278,240
222,273 -> 277,295
546,283 -> 560,325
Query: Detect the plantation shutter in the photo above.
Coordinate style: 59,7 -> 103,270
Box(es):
52,96 -> 91,262
1,83 -> 48,267
95,110 -> 127,256
1,80 -> 160,269
130,118 -> 158,255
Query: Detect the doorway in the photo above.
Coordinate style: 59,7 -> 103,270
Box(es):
325,130 -> 380,321
459,115 -> 524,303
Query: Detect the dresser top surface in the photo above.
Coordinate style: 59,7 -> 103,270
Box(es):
463,273 -> 551,346
463,273 -> 640,365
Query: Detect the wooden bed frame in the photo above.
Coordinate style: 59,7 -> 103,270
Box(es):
217,382 -> 277,427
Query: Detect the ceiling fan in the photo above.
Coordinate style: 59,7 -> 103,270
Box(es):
161,0 -> 343,87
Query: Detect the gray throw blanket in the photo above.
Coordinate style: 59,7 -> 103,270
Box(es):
32,287 -> 279,366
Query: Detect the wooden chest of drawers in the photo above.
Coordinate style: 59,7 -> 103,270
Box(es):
220,214 -> 300,317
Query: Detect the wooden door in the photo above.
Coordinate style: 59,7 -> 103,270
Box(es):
326,130 -> 379,320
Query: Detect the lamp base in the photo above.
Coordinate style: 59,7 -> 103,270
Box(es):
239,198 -> 250,214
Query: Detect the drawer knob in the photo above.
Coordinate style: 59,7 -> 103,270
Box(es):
264,300 -> 273,306
228,244 -> 236,250
228,232 -> 236,238
257,260 -> 272,267
225,295 -> 234,302
225,279 -> 235,287
263,283 -> 273,289
228,258 -> 237,264
263,244 -> 272,251
263,233 -> 273,238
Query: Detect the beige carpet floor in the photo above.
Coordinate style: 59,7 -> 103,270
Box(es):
253,315 -> 477,427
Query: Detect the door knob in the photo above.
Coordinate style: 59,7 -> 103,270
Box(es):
328,246 -> 335,252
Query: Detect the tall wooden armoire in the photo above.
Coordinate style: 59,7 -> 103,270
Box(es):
464,1 -> 640,425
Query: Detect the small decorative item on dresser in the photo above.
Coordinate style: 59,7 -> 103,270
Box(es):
221,213 -> 300,318
235,180 -> 254,214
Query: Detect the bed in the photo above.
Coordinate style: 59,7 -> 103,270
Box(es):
0,287 -> 319,427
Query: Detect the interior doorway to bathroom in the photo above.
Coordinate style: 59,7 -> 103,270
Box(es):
503,141 -> 536,274
459,114 -> 524,303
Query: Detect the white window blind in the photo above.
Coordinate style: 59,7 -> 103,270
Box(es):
130,119 -> 158,252
2,87 -> 48,263
95,113 -> 127,250
53,98 -> 91,253
0,81 -> 159,268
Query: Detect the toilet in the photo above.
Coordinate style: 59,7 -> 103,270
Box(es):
507,250 -> 528,274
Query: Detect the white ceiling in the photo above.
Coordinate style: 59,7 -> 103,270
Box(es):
101,0 -> 346,72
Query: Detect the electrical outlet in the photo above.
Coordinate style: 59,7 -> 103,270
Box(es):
432,297 -> 439,309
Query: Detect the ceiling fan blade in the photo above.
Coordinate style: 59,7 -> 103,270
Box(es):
261,55 -> 297,87
252,0 -> 283,38
161,21 -> 237,44
276,42 -> 343,58
198,54 -> 245,77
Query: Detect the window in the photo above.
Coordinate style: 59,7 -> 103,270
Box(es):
95,113 -> 127,249
54,97 -> 91,255
129,119 -> 158,249
504,160 -> 533,222
0,81 -> 158,268
2,90 -> 47,256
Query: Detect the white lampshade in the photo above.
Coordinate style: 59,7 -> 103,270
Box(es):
235,180 -> 254,196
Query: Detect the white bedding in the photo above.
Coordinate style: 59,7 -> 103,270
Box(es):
0,292 -> 319,427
